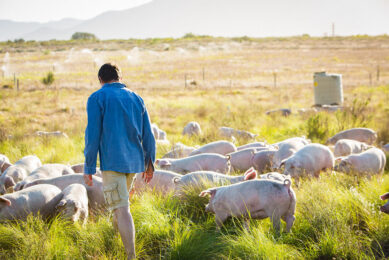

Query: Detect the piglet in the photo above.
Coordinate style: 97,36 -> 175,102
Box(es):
335,148 -> 386,176
199,179 -> 296,232
173,168 -> 257,191
281,144 -> 334,181
182,121 -> 202,136
272,140 -> 305,169
156,153 -> 231,174
0,155 -> 42,194
14,164 -> 75,191
132,170 -> 182,195
24,174 -> 105,212
326,128 -> 377,145
251,149 -> 277,173
334,139 -> 371,157
189,140 -> 237,156
56,184 -> 88,224
0,184 -> 63,222
0,154 -> 11,174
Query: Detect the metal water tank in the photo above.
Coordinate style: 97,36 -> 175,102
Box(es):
313,72 -> 343,105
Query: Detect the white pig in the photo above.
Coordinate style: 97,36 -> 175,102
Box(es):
273,136 -> 311,147
0,154 -> 11,174
228,148 -> 260,172
281,144 -> 334,180
151,123 -> 160,139
219,127 -> 257,140
251,149 -> 278,173
326,128 -> 377,145
70,163 -> 102,177
237,142 -> 268,151
156,153 -> 231,174
0,184 -> 63,222
334,148 -> 386,176
162,143 -> 196,159
14,164 -> 75,191
382,143 -> 389,155
0,155 -> 42,194
24,174 -> 105,212
182,121 -> 202,136
132,170 -> 182,195
56,184 -> 88,224
199,179 -> 296,232
272,141 -> 306,169
334,139 -> 371,157
189,140 -> 237,156
260,172 -> 290,182
151,123 -> 168,141
380,192 -> 389,214
173,168 -> 257,190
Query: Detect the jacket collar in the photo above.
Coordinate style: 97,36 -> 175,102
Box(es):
102,82 -> 125,89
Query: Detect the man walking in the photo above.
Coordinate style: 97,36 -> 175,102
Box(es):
83,63 -> 156,259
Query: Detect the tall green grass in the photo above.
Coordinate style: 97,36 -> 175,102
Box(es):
0,173 -> 387,259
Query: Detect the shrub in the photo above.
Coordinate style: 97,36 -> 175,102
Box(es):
335,98 -> 372,131
306,113 -> 332,143
41,72 -> 55,86
71,32 -> 97,40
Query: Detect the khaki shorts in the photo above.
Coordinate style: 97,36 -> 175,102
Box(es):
101,171 -> 136,211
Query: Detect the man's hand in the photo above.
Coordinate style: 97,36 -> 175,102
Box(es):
84,174 -> 93,186
142,161 -> 154,184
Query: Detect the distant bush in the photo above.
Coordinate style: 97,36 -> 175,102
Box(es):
306,113 -> 332,143
2,84 -> 13,89
183,33 -> 196,39
335,98 -> 372,131
41,72 -> 55,86
71,32 -> 97,40
13,38 -> 25,43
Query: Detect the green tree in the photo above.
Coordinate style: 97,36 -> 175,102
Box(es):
42,72 -> 55,86
71,32 -> 97,40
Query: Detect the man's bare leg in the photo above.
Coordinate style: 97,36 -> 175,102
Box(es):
113,206 -> 135,260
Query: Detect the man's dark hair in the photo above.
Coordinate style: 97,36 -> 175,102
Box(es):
98,63 -> 121,83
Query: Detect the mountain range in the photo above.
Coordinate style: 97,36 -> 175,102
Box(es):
1,0 -> 388,41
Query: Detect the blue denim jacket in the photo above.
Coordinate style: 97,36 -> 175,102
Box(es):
84,82 -> 156,174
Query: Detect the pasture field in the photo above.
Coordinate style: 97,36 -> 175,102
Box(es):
0,36 -> 388,259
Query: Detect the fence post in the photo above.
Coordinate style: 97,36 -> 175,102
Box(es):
17,78 -> 19,91
376,65 -> 380,82
185,74 -> 187,88
273,72 -> 277,88
369,72 -> 372,86
13,73 -> 16,87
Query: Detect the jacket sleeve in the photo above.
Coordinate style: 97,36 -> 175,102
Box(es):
84,95 -> 102,175
141,103 -> 156,170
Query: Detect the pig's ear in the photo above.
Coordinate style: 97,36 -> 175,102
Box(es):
335,157 -> 344,163
244,168 -> 257,180
1,162 -> 12,173
0,197 -> 11,206
279,159 -> 287,169
199,189 -> 216,198
158,160 -> 171,167
56,200 -> 66,209
381,193 -> 389,201
4,176 -> 15,189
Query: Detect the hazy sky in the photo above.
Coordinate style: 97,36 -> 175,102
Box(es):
0,0 -> 151,22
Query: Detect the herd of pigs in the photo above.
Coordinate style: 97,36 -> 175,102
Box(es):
0,122 -> 388,234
